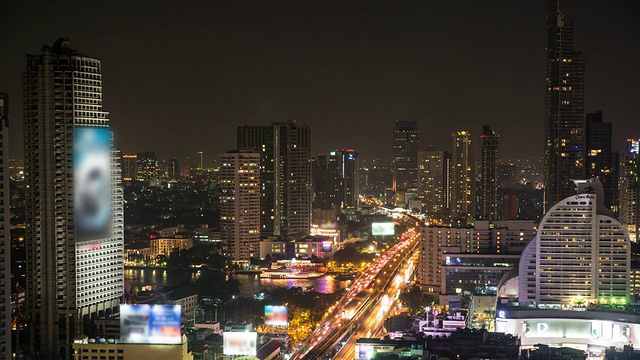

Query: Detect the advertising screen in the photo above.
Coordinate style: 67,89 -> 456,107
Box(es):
74,127 -> 111,242
120,305 -> 182,344
265,305 -> 288,326
371,222 -> 395,236
223,332 -> 257,356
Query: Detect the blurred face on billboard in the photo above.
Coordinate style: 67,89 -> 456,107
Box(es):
372,222 -> 395,236
74,127 -> 111,242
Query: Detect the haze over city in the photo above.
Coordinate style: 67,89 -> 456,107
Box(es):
1,0 -> 639,160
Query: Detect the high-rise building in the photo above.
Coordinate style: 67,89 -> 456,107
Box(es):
197,151 -> 204,170
237,120 -> 311,236
450,131 -> 475,222
136,151 -> 159,181
121,153 -> 138,183
393,120 -> 420,192
339,149 -> 359,209
417,148 -> 449,215
544,0 -> 586,212
0,93 -> 11,360
168,157 -> 181,180
23,38 -> 124,359
219,151 -> 261,260
585,110 -> 618,215
480,125 -> 500,220
517,178 -> 629,304
620,139 -> 640,242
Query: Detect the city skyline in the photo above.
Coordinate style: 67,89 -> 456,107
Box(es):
1,1 -> 639,161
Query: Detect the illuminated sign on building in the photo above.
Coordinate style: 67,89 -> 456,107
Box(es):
264,305 -> 288,326
223,332 -> 257,356
372,222 -> 395,236
120,305 -> 182,344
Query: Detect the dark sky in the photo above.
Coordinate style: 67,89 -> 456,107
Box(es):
1,1 -> 639,162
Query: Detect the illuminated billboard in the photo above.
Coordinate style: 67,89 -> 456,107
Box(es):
371,222 -> 395,236
120,305 -> 182,344
265,305 -> 288,326
223,332 -> 257,356
74,127 -> 111,242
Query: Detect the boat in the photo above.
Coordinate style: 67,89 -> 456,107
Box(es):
260,268 -> 324,279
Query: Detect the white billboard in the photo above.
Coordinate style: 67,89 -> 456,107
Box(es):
223,332 -> 257,356
372,222 -> 394,236
120,304 -> 182,344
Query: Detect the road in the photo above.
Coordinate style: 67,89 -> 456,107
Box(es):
290,213 -> 422,360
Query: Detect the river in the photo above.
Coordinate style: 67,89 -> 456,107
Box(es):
124,268 -> 353,297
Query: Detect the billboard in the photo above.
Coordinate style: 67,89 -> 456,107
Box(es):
74,127 -> 111,242
265,305 -> 288,326
223,332 -> 257,356
371,222 -> 395,236
120,304 -> 182,344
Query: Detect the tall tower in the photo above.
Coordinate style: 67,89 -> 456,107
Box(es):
585,110 -> 618,215
544,0 -> 586,212
393,120 -> 420,192
0,93 -> 11,360
237,120 -> 311,236
417,148 -> 449,215
620,139 -> 640,242
450,131 -> 475,222
480,125 -> 500,220
220,151 -> 261,260
23,38 -> 124,359
340,149 -> 359,209
120,152 -> 138,183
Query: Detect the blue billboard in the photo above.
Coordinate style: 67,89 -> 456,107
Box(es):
120,304 -> 182,344
74,127 -> 111,242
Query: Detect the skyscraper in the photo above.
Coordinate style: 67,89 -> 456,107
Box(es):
237,120 -> 311,236
339,149 -> 359,209
393,120 -> 420,192
544,0 -> 586,212
23,38 -> 124,359
417,148 -> 449,215
121,152 -> 138,183
480,125 -> 500,220
450,131 -> 475,222
620,139 -> 640,242
136,151 -> 159,181
585,110 -> 618,215
0,93 -> 11,360
168,157 -> 181,180
220,151 -> 261,260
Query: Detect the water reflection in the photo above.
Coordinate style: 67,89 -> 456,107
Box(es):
124,269 -> 351,297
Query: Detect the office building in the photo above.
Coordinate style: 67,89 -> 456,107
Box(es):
237,121 -> 311,236
585,110 -> 618,215
480,125 -> 500,220
393,120 -> 420,192
136,151 -> 159,181
543,0 -> 586,212
339,149 -> 359,209
450,131 -> 475,222
168,157 -> 180,180
121,153 -> 137,183
220,151 -> 261,260
620,139 -> 640,242
73,335 -> 193,360
0,93 -> 10,360
23,38 -> 124,359
417,148 -> 449,215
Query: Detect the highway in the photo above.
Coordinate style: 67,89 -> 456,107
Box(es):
291,213 -> 422,360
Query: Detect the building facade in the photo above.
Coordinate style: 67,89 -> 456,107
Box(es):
340,149 -> 360,209
417,148 -> 449,215
220,151 -> 261,260
393,120 -> 420,192
450,131 -> 475,222
544,0 -> 586,212
0,93 -> 11,360
619,139 -> 640,242
585,110 -> 618,216
480,125 -> 499,220
23,38 -> 124,359
237,121 -> 311,236
121,153 -> 137,183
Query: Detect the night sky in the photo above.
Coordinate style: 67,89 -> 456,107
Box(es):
1,1 -> 639,162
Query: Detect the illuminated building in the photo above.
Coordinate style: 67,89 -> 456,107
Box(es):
237,120 -> 311,236
23,38 -> 124,358
417,148 -> 449,215
585,110 -> 618,216
393,120 -> 420,193
220,150 -> 260,260
620,139 -> 640,242
149,236 -> 193,258
480,125 -> 500,220
0,93 -> 10,360
450,130 -> 475,222
496,179 -> 633,352
168,157 -> 180,180
544,0 -> 586,212
136,151 -> 159,181
340,149 -> 359,209
73,335 -> 193,360
121,153 -> 137,182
